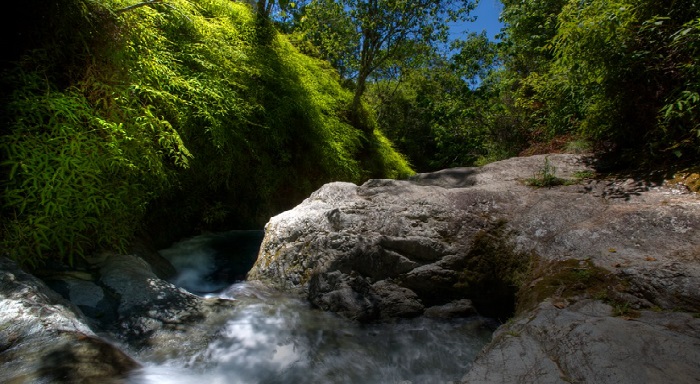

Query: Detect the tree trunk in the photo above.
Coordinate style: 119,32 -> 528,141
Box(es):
351,71 -> 373,135
257,0 -> 268,16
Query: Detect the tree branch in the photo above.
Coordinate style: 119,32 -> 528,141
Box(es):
115,0 -> 165,14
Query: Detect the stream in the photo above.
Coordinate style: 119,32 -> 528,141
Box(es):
127,231 -> 494,384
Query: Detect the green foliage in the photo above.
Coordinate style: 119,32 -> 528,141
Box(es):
366,33 -> 501,171
364,131 -> 414,179
497,0 -> 700,164
292,0 -> 477,131
551,0 -> 640,141
659,17 -> 700,150
1,84 -> 158,266
494,0 -> 570,146
571,170 -> 595,180
525,156 -> 565,187
1,0 -> 411,266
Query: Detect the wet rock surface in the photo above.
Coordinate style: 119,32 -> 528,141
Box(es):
1,249 -> 236,379
97,254 -> 235,360
0,257 -> 139,383
247,154 -> 700,381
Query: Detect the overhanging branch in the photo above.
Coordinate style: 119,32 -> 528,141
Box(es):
115,0 -> 165,14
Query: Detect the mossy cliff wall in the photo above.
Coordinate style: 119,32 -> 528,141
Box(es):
0,0 -> 412,267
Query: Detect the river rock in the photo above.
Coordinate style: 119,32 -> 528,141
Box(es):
462,299 -> 700,383
0,257 -> 139,383
248,153 -> 700,381
99,254 -> 234,361
43,272 -> 120,327
424,299 -> 476,318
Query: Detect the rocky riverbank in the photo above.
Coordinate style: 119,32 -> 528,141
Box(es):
2,154 -> 699,382
0,251 -> 233,382
248,153 -> 700,382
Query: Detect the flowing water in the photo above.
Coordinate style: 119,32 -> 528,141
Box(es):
127,231 -> 494,384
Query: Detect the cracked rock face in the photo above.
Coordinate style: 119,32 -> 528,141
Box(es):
249,154 -> 700,318
462,300 -> 700,384
248,153 -> 700,381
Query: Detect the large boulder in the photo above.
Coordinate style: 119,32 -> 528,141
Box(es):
249,154 -> 700,319
0,257 -> 139,383
248,153 -> 700,381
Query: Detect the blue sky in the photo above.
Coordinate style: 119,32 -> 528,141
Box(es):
451,0 -> 504,41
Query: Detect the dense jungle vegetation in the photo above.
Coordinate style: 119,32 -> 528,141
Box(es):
0,0 -> 413,266
1,0 -> 699,267
358,0 -> 700,170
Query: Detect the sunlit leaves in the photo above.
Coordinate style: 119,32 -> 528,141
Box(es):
1,86 -> 148,265
296,0 -> 476,115
1,0 -> 412,266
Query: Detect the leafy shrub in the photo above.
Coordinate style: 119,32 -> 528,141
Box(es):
1,0 -> 412,266
1,78 -> 179,266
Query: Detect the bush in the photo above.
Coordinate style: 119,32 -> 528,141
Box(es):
1,0 -> 412,266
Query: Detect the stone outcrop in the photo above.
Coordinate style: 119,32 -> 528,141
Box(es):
248,154 -> 700,381
462,300 -> 700,384
0,257 -> 139,383
249,154 -> 700,315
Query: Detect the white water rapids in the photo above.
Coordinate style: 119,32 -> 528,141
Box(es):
126,231 -> 493,384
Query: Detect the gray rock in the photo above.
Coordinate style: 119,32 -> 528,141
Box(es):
424,299 -> 476,318
461,300 -> 700,384
99,254 -> 234,356
372,280 -> 424,319
94,253 -> 242,368
249,154 -> 700,317
99,254 -> 195,317
308,270 -> 378,322
0,257 -> 138,383
247,153 -> 700,382
43,273 -> 120,326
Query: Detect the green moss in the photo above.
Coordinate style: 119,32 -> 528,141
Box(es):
1,0 -> 412,267
572,170 -> 596,180
515,258 -> 628,315
670,171 -> 700,193
611,301 -> 641,319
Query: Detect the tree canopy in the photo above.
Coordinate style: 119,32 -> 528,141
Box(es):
494,0 -> 700,164
292,0 -> 476,132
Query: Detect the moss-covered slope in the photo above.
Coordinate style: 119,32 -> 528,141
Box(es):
0,0 -> 412,266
